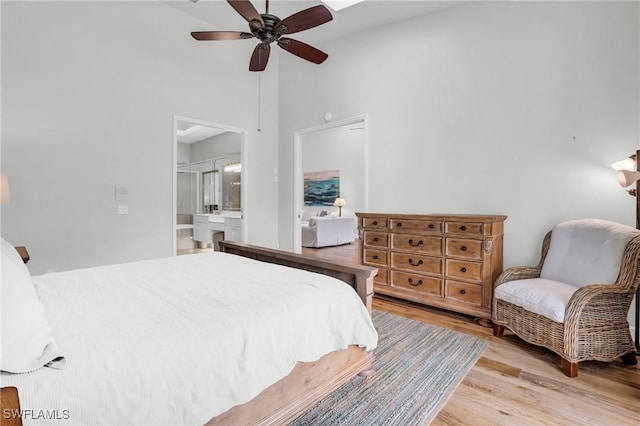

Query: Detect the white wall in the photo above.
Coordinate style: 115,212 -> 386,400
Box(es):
190,132 -> 242,161
278,2 -> 639,324
1,1 -> 279,274
177,143 -> 191,164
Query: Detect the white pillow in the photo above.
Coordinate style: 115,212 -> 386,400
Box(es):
1,237 -> 66,373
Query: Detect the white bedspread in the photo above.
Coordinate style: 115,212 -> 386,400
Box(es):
1,252 -> 378,425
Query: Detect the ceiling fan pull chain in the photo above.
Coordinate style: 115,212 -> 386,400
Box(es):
257,72 -> 262,132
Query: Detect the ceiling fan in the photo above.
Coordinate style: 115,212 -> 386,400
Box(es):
191,0 -> 333,72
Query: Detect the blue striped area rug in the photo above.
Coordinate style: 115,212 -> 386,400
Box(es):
290,310 -> 488,425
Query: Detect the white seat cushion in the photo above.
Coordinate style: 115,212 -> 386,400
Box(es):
540,219 -> 639,287
494,278 -> 579,323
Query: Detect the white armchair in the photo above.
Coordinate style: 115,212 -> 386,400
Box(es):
302,216 -> 356,248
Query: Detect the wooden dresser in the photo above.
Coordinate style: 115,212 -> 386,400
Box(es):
356,213 -> 507,319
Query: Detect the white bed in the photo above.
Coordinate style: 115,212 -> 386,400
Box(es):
1,246 -> 377,425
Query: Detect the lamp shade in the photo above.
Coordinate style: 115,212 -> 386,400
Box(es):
333,197 -> 346,207
0,174 -> 9,205
611,155 -> 637,171
616,169 -> 640,188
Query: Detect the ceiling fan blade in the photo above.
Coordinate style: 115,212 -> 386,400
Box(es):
249,43 -> 270,72
277,38 -> 328,64
276,5 -> 332,35
191,31 -> 254,41
227,0 -> 264,28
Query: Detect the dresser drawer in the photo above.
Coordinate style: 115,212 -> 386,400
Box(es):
391,253 -> 442,275
445,259 -> 482,282
364,231 -> 388,248
445,238 -> 483,260
445,221 -> 483,236
363,218 -> 388,229
391,271 -> 441,295
364,248 -> 388,266
445,281 -> 482,305
391,234 -> 442,255
374,267 -> 389,285
390,219 -> 442,232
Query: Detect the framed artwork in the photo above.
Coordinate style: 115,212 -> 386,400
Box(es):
304,170 -> 340,206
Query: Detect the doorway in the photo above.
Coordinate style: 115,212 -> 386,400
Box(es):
293,115 -> 369,253
172,115 -> 249,255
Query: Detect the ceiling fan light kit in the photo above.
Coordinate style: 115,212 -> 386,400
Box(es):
191,0 -> 333,72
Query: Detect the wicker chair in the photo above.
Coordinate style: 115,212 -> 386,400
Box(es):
492,219 -> 640,377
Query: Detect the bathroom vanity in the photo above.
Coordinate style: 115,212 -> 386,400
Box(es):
194,213 -> 243,246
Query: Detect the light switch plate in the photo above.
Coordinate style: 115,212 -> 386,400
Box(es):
115,185 -> 128,201
117,205 -> 129,215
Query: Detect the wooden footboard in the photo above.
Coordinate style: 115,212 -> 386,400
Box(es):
219,241 -> 377,313
207,345 -> 372,426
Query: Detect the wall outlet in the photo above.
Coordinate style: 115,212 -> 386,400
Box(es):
117,205 -> 129,215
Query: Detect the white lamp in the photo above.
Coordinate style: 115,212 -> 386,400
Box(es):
1,174 -> 10,205
611,154 -> 637,171
612,154 -> 639,197
333,197 -> 346,216
617,170 -> 640,188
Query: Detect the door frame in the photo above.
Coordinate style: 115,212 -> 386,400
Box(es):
172,115 -> 249,255
292,114 -> 369,253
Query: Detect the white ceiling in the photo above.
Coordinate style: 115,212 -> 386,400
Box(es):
177,120 -> 227,144
170,0 -> 466,45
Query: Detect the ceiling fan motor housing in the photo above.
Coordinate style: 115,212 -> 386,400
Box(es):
251,14 -> 287,44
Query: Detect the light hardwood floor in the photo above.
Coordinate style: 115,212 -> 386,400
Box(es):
303,241 -> 640,425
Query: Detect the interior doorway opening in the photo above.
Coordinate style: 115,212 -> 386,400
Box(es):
293,115 -> 369,253
172,115 -> 249,255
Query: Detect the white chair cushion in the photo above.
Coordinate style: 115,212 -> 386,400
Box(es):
494,278 -> 578,323
540,219 -> 639,288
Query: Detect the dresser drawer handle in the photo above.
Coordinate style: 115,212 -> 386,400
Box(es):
461,246 -> 467,251
373,237 -> 379,242
397,222 -> 403,228
372,221 -> 378,226
372,255 -> 379,260
461,267 -> 467,273
460,289 -> 466,295
408,278 -> 423,286
460,225 -> 467,231
408,258 -> 423,266
408,239 -> 423,247
428,224 -> 435,229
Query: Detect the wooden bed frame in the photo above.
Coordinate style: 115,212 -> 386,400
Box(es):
209,242 -> 377,425
1,243 -> 378,426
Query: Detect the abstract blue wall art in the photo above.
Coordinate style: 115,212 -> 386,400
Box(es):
304,170 -> 340,206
